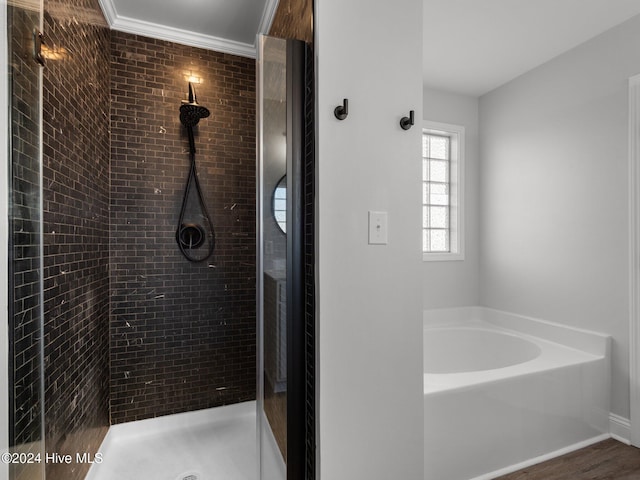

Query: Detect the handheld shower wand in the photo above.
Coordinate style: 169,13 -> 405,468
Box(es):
176,83 -> 215,262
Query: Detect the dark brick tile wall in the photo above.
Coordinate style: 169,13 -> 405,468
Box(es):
109,31 -> 256,423
8,5 -> 46,480
41,1 -> 111,479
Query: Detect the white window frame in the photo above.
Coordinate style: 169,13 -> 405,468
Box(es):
422,120 -> 465,261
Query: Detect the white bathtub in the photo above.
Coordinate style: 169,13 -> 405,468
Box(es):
423,307 -> 611,480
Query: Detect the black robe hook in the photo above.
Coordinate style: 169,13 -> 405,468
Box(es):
334,98 -> 348,120
400,110 -> 415,130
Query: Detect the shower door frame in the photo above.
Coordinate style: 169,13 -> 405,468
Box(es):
628,73 -> 640,447
284,37 -> 307,480
1,2 -> 10,475
256,34 -> 313,480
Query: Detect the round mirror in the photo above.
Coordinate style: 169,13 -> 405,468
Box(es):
272,175 -> 286,234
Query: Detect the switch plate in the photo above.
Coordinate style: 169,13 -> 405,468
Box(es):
368,211 -> 388,244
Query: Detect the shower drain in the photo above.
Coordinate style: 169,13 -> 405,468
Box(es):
176,472 -> 200,480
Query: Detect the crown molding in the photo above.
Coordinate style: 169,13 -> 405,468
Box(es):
257,0 -> 279,36
96,0 -> 275,59
112,14 -> 256,58
97,0 -> 117,25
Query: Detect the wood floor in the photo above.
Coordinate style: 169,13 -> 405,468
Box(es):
495,439 -> 640,480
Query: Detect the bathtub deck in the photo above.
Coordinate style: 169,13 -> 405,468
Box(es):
494,438 -> 640,479
424,320 -> 604,395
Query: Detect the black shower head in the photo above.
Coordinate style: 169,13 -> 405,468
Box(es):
180,82 -> 210,127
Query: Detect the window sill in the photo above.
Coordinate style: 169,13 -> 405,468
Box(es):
423,252 -> 465,262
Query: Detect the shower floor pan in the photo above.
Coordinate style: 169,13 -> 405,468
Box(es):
85,401 -> 257,480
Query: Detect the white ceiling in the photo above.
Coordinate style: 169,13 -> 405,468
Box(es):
98,0 -> 640,95
423,0 -> 640,96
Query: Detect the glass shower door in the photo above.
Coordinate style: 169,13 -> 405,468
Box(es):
257,34 -> 310,480
5,1 -> 46,480
258,35 -> 288,480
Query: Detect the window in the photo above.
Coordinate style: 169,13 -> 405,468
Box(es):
422,121 -> 464,261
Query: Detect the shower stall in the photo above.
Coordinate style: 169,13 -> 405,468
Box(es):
4,0 -> 314,478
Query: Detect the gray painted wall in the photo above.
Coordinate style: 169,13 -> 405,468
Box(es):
422,87 -> 480,309
316,0 -> 424,477
479,14 -> 640,419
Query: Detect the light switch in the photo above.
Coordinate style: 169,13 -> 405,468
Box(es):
368,211 -> 388,244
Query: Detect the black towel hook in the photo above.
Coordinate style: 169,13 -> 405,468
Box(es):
400,110 -> 415,130
334,98 -> 348,120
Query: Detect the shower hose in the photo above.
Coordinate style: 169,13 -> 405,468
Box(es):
176,128 -> 215,262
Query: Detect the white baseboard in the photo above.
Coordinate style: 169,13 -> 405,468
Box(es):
610,413 -> 631,445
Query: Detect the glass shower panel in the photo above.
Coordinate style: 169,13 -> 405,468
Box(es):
258,35 -> 288,480
7,1 -> 45,479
